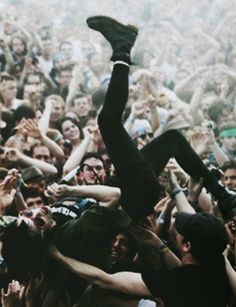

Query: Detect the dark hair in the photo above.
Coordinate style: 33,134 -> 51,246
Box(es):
1,222 -> 45,281
80,152 -> 105,167
72,93 -> 89,106
207,99 -> 231,123
59,117 -> 84,140
92,86 -> 107,110
222,160 -> 236,172
14,104 -> 36,123
29,142 -> 50,159
58,66 -> 73,76
21,187 -> 48,205
1,110 -> 15,143
0,74 -> 16,83
10,35 -> 27,55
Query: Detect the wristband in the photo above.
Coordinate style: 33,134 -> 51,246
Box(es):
170,187 -> 183,199
155,244 -> 170,255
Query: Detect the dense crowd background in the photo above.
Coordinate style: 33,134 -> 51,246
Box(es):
0,0 -> 236,306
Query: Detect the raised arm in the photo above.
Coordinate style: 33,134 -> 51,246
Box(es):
23,119 -> 64,163
63,127 -> 96,174
46,183 -> 121,207
4,147 -> 58,175
48,245 -> 151,297
169,171 -> 195,214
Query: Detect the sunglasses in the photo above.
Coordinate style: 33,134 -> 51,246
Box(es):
139,132 -> 154,140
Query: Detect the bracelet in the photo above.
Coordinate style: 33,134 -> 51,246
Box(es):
170,187 -> 183,199
155,244 -> 170,255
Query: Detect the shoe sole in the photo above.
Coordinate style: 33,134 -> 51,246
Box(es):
87,16 -> 138,38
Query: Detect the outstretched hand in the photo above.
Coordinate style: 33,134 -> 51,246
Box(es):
0,169 -> 21,211
1,280 -> 25,307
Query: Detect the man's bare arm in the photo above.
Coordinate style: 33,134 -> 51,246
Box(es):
49,246 -> 151,297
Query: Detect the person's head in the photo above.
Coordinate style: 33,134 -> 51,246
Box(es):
58,67 -> 72,87
60,117 -> 84,143
46,95 -> 65,123
0,74 -> 17,103
41,39 -> 53,58
89,53 -> 104,75
10,35 -> 27,56
53,53 -> 67,70
109,232 -> 136,261
21,166 -> 46,193
221,161 -> 236,190
219,122 -> 236,153
1,219 -> 46,280
21,187 -> 46,208
31,143 -> 51,164
3,20 -> 16,36
132,127 -> 153,149
208,99 -> 233,126
14,104 -> 36,124
174,212 -> 228,264
59,41 -> 73,60
72,94 -> 91,117
23,73 -> 45,103
80,152 -> 106,185
1,205 -> 56,279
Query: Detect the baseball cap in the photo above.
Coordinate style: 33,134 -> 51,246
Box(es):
175,212 -> 228,262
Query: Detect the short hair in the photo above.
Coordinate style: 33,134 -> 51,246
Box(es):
21,187 -> 48,205
58,66 -> 73,76
0,74 -> 16,83
1,221 -> 45,281
81,152 -> 105,167
29,143 -> 51,158
45,94 -> 65,109
14,104 -> 36,123
72,93 -> 89,105
59,117 -> 84,140
207,99 -> 231,123
221,160 -> 236,172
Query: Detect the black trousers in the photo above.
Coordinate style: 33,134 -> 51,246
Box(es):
98,64 -> 227,219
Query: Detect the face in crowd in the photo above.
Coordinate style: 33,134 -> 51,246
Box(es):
17,206 -> 55,235
73,96 -> 91,117
80,157 -> 106,185
223,168 -> 236,190
110,233 -> 130,260
61,119 -> 81,143
32,145 -> 51,164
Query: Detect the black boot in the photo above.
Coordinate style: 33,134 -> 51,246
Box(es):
87,16 -> 138,64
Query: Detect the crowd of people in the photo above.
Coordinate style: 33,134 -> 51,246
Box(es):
0,1 -> 236,306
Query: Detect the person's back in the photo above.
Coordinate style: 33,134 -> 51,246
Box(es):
143,262 -> 229,307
